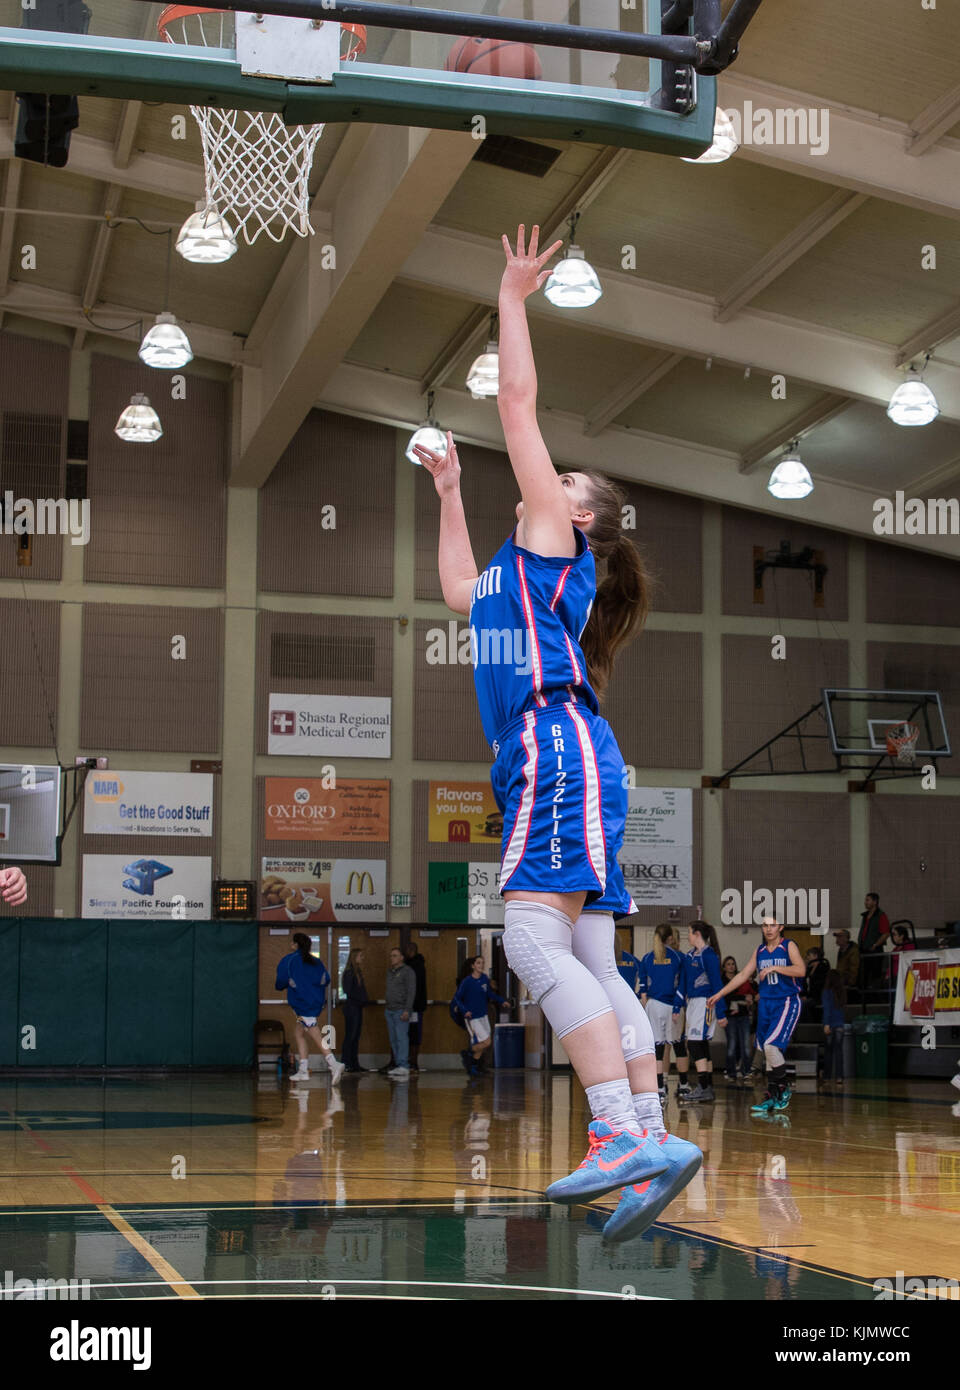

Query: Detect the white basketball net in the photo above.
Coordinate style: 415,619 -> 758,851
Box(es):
192,107 -> 323,244
886,722 -> 920,765
160,10 -> 360,245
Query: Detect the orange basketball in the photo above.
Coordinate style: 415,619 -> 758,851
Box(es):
445,37 -> 543,81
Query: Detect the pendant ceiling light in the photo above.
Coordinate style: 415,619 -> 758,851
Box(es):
767,441 -> 814,500
115,394 -> 162,443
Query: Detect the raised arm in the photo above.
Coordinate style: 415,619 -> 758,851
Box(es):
497,225 -> 573,558
709,948 -> 758,1004
413,431 -> 479,616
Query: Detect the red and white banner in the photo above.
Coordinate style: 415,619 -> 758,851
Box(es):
894,949 -> 960,1027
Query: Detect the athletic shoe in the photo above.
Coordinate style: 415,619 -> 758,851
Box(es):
950,1073 -> 960,1092
327,1058 -> 345,1086
751,1093 -> 776,1115
676,1081 -> 693,1097
545,1121 -> 670,1204
724,1071 -> 736,1084
460,1048 -> 473,1074
601,1134 -> 703,1244
657,1086 -> 668,1104
774,1087 -> 792,1111
679,1084 -> 714,1104
388,1067 -> 410,1078
293,1064 -> 310,1081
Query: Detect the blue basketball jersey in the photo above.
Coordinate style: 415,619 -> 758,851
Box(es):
470,526 -> 599,749
756,942 -> 800,1000
639,948 -> 683,1005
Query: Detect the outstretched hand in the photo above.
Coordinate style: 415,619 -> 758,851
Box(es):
500,224 -> 563,301
413,430 -> 461,497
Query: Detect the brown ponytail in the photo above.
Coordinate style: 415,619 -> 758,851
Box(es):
576,472 -> 651,699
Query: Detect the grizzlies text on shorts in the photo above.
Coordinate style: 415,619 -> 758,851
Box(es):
471,526 -> 634,908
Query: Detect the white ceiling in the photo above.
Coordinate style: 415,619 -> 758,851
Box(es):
0,0 -> 959,556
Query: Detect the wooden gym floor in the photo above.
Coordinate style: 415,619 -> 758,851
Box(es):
0,1071 -> 957,1300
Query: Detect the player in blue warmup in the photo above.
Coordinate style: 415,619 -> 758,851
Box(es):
453,955 -> 508,1075
415,224 -> 701,1237
275,933 -> 345,1085
709,917 -> 804,1113
639,923 -> 685,1102
676,921 -> 726,1103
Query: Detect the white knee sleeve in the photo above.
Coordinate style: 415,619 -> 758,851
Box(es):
502,901 -> 613,1040
764,1043 -> 785,1068
571,912 -> 655,1061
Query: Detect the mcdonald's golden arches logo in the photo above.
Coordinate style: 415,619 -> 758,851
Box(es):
346,870 -> 375,895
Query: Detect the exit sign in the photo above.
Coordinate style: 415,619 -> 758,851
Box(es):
391,892 -> 412,909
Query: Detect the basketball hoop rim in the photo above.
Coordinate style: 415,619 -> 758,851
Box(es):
156,6 -> 367,57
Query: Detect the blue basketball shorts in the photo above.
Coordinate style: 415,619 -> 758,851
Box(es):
755,995 -> 801,1052
490,702 -> 635,911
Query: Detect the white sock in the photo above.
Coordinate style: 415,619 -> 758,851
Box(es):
325,1052 -> 340,1071
584,1079 -> 642,1134
632,1091 -> 667,1141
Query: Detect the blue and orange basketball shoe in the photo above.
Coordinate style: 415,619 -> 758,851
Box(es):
601,1133 -> 703,1244
545,1121 -> 669,1204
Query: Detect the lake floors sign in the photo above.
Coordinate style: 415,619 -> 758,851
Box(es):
268,695 -> 391,757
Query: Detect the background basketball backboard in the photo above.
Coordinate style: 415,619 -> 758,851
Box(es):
822,689 -> 951,761
0,764 -> 62,865
0,0 -> 718,155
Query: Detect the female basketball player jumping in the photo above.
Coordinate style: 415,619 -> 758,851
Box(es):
415,224 -> 701,1242
708,916 -> 804,1114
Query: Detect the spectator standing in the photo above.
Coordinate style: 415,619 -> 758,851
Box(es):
821,969 -> 847,1090
720,955 -> 754,1084
405,941 -> 428,1073
384,947 -> 416,1079
340,948 -> 368,1073
858,893 -> 890,954
832,929 -> 860,996
804,948 -> 829,1011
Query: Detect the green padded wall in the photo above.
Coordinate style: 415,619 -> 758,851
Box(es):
19,920 -> 109,1066
0,921 -> 20,1065
0,920 -> 257,1068
192,925 -> 258,1066
106,923 -> 195,1065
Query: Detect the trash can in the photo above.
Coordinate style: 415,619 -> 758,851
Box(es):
494,1023 -> 525,1069
852,1014 -> 889,1079
841,1025 -> 855,1081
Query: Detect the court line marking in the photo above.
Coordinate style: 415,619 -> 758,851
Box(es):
55,1277 -> 666,1299
1,1109 -> 201,1301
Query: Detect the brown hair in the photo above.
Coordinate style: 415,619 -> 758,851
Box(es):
653,923 -> 674,965
825,968 -> 847,1008
576,472 -> 651,699
690,920 -> 719,955
345,947 -> 364,985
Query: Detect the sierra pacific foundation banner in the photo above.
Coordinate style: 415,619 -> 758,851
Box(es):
260,858 -> 386,923
428,781 -> 503,843
264,778 -> 390,842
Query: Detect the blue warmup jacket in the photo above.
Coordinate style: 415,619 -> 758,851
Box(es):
276,950 -> 331,1016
